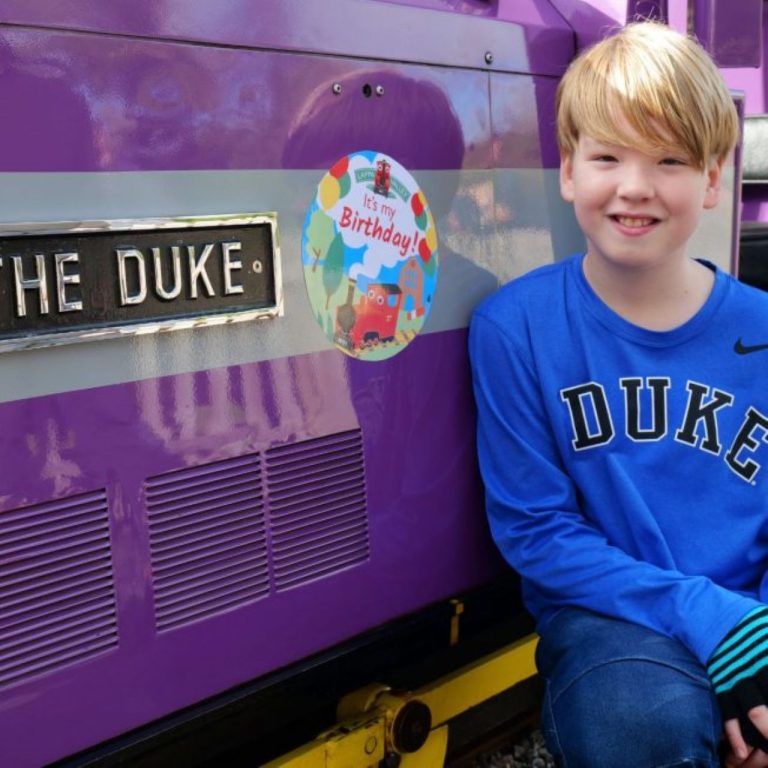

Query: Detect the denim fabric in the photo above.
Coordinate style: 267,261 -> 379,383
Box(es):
536,608 -> 722,768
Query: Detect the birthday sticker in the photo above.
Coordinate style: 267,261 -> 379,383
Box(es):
301,151 -> 439,361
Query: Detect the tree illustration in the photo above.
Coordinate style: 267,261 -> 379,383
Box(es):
323,232 -> 345,309
306,209 -> 335,272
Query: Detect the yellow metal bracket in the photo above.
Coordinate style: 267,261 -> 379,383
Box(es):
264,633 -> 538,768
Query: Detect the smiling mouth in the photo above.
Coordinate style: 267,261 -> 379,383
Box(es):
611,215 -> 660,228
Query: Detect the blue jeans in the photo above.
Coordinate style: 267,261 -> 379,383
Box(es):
536,608 -> 723,768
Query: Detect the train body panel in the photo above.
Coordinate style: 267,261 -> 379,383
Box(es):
0,0 -> 573,76
0,0 -> 752,764
1,333 -> 503,765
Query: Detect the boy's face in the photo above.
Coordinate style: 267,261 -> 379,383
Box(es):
559,131 -> 722,273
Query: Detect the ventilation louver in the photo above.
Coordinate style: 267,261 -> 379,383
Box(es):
146,454 -> 268,631
0,490 -> 118,688
265,430 -> 369,592
145,431 -> 370,631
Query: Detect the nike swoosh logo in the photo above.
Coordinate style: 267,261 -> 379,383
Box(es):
734,338 -> 768,355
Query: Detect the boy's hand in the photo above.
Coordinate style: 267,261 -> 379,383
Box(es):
724,748 -> 768,767
723,747 -> 768,768
726,710 -> 768,765
724,740 -> 768,768
709,608 -> 768,752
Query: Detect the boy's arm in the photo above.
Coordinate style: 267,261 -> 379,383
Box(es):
470,308 -> 768,750
468,309 -> 758,665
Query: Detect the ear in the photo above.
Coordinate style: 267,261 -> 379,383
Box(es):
560,154 -> 575,203
702,158 -> 723,210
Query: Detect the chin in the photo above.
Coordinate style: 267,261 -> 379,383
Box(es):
588,249 -> 664,271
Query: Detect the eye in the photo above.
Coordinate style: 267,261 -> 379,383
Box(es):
592,154 -> 618,163
660,157 -> 686,166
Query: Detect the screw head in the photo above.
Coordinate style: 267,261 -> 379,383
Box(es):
484,51 -> 494,65
375,84 -> 385,96
332,82 -> 342,95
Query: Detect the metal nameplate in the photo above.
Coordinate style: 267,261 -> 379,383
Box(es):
0,213 -> 282,352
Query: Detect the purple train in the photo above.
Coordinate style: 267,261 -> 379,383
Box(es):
0,1 -> 765,766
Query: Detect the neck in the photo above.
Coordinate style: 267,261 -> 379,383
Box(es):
582,253 -> 715,331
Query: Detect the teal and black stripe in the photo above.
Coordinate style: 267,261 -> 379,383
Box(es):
708,607 -> 768,695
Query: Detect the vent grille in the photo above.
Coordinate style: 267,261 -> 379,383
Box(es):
146,454 -> 268,631
0,490 -> 118,689
266,430 -> 369,591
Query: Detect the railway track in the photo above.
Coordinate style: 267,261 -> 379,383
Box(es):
446,704 -> 553,768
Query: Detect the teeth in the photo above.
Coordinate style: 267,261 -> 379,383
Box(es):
616,216 -> 655,227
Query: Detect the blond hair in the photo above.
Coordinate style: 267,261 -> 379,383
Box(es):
556,22 -> 738,168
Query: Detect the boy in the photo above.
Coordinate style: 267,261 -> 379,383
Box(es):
469,22 -> 768,768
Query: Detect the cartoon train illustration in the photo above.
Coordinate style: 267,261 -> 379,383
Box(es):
335,280 -> 402,350
334,257 -> 428,352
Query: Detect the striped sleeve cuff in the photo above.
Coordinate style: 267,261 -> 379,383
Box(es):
708,606 -> 768,696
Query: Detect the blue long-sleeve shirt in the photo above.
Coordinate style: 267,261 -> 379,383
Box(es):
469,254 -> 768,664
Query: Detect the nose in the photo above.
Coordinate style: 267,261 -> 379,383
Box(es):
616,162 -> 655,201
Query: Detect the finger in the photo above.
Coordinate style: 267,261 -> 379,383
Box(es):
743,748 -> 768,767
728,717 -> 751,761
749,705 -> 768,741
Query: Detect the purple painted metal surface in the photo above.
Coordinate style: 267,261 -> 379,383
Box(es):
722,15 -> 768,117
0,3 -> 575,765
0,26 -> 565,172
0,0 -> 573,76
651,0 -> 763,69
547,0 -> 629,50
691,0 -> 763,68
666,0 -> 687,33
741,187 -> 768,225
720,4 -> 768,225
0,330 -> 504,766
491,74 -> 561,170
